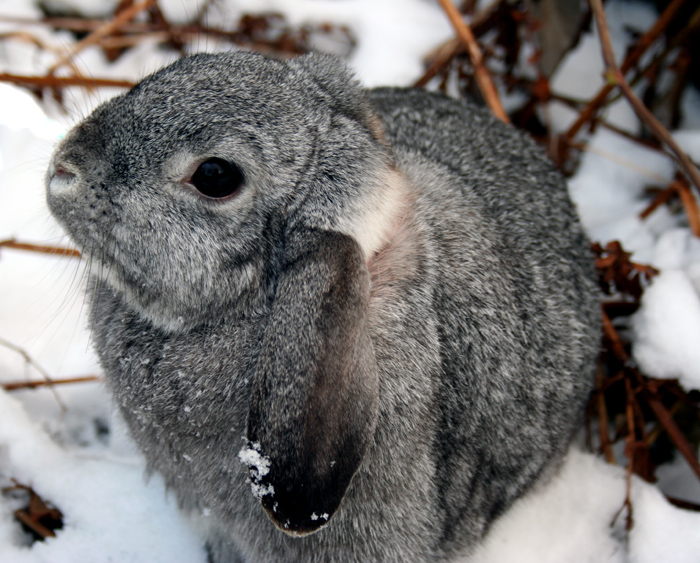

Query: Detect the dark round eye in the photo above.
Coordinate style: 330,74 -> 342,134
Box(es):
191,158 -> 244,199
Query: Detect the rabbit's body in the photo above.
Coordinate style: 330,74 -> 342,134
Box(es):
47,53 -> 599,563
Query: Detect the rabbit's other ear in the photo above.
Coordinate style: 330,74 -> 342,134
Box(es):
244,228 -> 379,536
289,54 -> 385,142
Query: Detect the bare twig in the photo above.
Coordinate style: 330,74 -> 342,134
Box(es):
602,310 -> 700,484
596,367 -> 616,464
564,0 -> 689,142
415,38 -> 461,88
416,0 -> 504,88
589,0 -> 700,198
0,239 -> 82,258
567,140 -> 670,184
94,31 -> 170,49
48,0 -> 157,74
646,400 -> 683,446
0,15 -> 152,33
640,184 -> 678,220
3,481 -> 63,540
0,337 -> 65,411
676,179 -> 700,237
590,119 -> 661,151
618,8 -> 700,109
0,73 -> 134,90
0,30 -> 60,53
667,496 -> 700,512
435,0 -> 509,123
639,376 -> 700,481
641,178 -> 700,236
2,375 -> 100,391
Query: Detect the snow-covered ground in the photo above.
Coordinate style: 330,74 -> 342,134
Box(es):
1,0 -> 699,561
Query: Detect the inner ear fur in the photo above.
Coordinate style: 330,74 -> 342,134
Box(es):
245,228 -> 379,536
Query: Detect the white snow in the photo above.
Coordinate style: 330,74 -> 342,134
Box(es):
238,442 -> 271,479
469,449 -> 700,563
633,269 -> 700,390
548,0 -> 658,135
310,513 -> 329,522
629,476 -> 700,563
0,0 -> 699,561
0,389 -> 207,563
238,442 -> 275,499
196,0 -> 454,87
567,128 -> 677,261
469,449 -> 627,563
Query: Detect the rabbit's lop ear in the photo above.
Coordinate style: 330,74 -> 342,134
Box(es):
243,228 -> 379,536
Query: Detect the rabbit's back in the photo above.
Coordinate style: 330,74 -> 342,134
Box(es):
370,88 -> 600,551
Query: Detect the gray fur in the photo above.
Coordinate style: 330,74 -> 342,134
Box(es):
46,51 -> 600,562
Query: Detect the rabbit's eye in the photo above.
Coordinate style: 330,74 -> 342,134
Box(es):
191,158 -> 244,199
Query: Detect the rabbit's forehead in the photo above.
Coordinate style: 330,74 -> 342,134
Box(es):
123,59 -> 309,123
73,54 -> 356,171
86,83 -> 312,163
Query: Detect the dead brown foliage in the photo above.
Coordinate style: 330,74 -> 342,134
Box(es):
0,3 -> 354,107
591,241 -> 700,522
2,481 -> 63,542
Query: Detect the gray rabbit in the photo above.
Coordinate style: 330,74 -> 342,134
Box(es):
46,51 -> 600,562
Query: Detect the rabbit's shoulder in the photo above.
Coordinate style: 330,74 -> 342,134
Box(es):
370,87 -> 595,295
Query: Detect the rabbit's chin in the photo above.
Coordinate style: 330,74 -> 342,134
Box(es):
86,255 -> 233,334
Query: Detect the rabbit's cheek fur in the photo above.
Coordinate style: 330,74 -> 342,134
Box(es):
48,149 -> 271,331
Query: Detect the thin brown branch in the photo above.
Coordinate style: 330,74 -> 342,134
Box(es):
0,30 -> 59,52
622,375 -> 636,530
603,307 -> 700,484
4,481 -> 63,539
646,400 -> 683,446
676,179 -> 700,237
2,375 -> 100,391
48,0 -> 157,74
641,178 -> 700,235
589,0 -> 700,197
91,31 -> 171,50
14,509 -> 57,539
0,239 -> 82,258
608,69 -> 700,194
639,184 -> 677,220
565,0 -> 689,142
0,73 -> 134,90
0,337 -> 65,411
619,9 -> 700,108
596,368 -> 616,464
415,38 -> 460,88
416,0 -> 505,88
591,118 -> 661,152
667,496 -> 700,512
0,15 -> 151,33
435,0 -> 509,123
638,375 -> 700,482
602,309 -> 629,362
634,370 -> 700,479
567,140 -> 670,184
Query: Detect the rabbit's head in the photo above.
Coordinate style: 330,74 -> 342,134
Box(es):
47,51 -> 401,331
46,52 -> 408,536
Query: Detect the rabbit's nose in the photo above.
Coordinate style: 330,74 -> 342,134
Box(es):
47,160 -> 79,196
